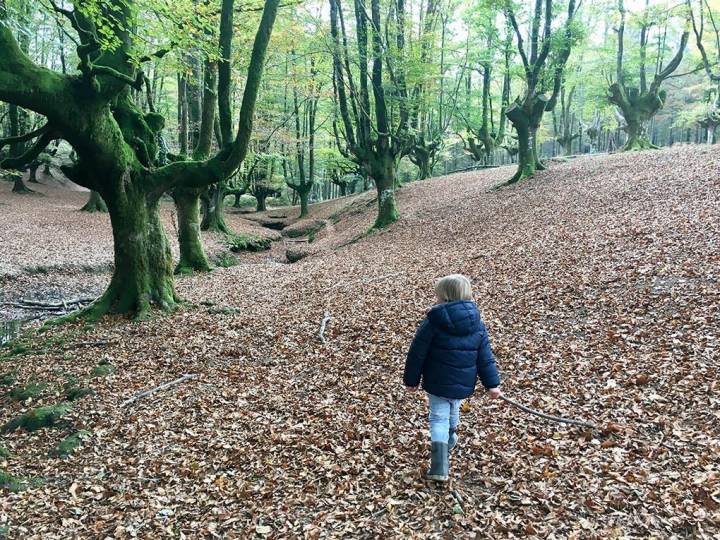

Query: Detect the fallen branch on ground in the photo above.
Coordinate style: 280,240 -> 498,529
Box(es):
17,297 -> 96,308
121,374 -> 197,407
319,311 -> 331,344
500,395 -> 596,429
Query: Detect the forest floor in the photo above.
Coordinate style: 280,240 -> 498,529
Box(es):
0,145 -> 718,538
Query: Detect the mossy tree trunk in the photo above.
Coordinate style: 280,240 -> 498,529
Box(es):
201,182 -> 230,233
81,190 -> 108,212
0,0 -> 280,319
369,150 -> 399,229
173,187 -> 210,274
298,186 -> 311,217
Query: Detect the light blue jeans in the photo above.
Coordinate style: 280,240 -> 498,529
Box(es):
427,393 -> 462,443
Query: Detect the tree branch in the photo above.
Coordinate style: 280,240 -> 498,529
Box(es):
0,124 -> 50,151
0,131 -> 58,170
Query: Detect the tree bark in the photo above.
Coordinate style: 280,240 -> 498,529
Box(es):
80,190 -> 108,212
173,188 -> 210,274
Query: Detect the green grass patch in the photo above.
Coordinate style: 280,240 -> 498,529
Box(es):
0,372 -> 16,386
1,403 -> 72,433
226,233 -> 272,253
0,446 -> 9,459
9,382 -> 47,402
214,252 -> 238,268
64,385 -> 94,401
91,358 -> 115,378
50,430 -> 89,458
0,470 -> 25,493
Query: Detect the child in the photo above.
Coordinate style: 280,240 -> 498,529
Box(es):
403,274 -> 501,482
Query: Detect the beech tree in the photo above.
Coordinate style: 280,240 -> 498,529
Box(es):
609,0 -> 689,150
688,0 -> 720,143
329,0 -> 411,228
0,0 -> 281,318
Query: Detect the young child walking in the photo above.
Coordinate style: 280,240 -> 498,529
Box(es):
403,274 -> 502,482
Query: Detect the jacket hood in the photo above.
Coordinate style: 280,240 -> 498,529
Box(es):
427,300 -> 481,336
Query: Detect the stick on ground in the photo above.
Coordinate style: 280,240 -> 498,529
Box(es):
319,311 -> 331,344
500,395 -> 596,429
121,374 -> 197,407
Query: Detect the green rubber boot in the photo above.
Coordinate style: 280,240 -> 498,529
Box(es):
448,427 -> 458,453
425,442 -> 449,482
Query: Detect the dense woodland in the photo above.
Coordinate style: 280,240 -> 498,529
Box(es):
1,0 -> 719,318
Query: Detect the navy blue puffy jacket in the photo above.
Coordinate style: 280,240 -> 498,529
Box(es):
403,300 -> 500,399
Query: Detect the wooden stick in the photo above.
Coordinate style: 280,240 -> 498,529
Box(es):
319,311 -> 331,344
500,395 -> 596,429
121,374 -> 197,407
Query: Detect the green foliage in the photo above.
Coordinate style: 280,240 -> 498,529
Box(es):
50,430 -> 90,458
0,372 -> 16,386
63,377 -> 95,402
1,403 -> 72,433
0,470 -> 25,493
0,446 -> 9,459
9,382 -> 47,402
91,358 -> 115,378
214,252 -> 239,268
226,233 -> 272,253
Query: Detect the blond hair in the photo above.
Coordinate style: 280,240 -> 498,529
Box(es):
434,274 -> 473,302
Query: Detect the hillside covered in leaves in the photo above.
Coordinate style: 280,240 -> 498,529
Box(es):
0,146 -> 719,538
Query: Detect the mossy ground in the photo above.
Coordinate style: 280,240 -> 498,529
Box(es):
226,233 -> 272,253
1,403 -> 72,433
50,430 -> 89,458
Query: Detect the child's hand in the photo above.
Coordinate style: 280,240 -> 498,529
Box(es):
487,387 -> 502,399
405,386 -> 419,392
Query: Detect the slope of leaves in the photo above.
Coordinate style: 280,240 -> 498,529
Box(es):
0,146 -> 718,538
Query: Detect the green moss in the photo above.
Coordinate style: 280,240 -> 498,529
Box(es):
214,252 -> 238,268
0,372 -> 16,386
0,446 -> 9,459
1,403 -> 73,433
51,430 -> 89,458
226,233 -> 272,253
0,470 -> 25,493
9,382 -> 47,401
64,386 -> 95,401
91,358 -> 115,378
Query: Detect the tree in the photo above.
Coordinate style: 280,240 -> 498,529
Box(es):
553,83 -> 580,155
459,8 -> 513,166
286,51 -> 320,218
0,0 -> 281,319
247,153 -> 283,212
329,0 -> 411,228
688,0 -> 720,143
609,0 -> 689,151
502,0 -> 579,186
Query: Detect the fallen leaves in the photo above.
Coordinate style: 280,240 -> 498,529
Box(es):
1,146 -> 719,537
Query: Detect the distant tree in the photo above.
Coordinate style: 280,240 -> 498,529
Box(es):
501,0 -> 579,186
609,0 -> 689,150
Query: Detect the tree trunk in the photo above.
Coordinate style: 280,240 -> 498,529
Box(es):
173,188 -> 210,274
201,184 -> 230,234
623,117 -> 656,150
233,192 -> 242,207
256,194 -> 267,212
28,161 -> 40,183
299,189 -> 310,218
371,154 -> 399,229
531,128 -> 544,170
81,190 -> 108,212
83,187 -> 177,320
12,175 -> 33,194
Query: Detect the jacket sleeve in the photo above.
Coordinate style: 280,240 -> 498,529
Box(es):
403,319 -> 435,387
476,322 -> 500,389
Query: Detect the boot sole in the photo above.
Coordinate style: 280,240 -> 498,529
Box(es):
425,474 -> 449,482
